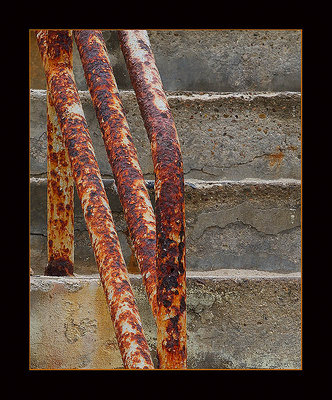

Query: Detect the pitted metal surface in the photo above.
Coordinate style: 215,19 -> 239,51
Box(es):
118,30 -> 187,369
46,89 -> 74,276
74,30 -> 158,318
35,29 -> 154,369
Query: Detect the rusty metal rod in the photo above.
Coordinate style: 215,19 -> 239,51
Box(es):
73,30 -> 158,318
118,30 -> 187,369
35,29 -> 154,369
46,87 -> 74,276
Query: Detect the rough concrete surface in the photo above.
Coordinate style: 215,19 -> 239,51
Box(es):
30,178 -> 301,275
29,28 -> 302,371
30,29 -> 301,92
29,272 -> 301,370
30,89 -> 301,181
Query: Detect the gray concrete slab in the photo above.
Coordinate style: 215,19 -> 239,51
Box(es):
30,178 -> 301,275
30,30 -> 301,93
108,30 -> 302,92
30,271 -> 301,369
30,89 -> 301,180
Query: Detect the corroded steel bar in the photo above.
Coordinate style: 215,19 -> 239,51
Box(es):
46,88 -> 74,276
118,30 -> 187,369
73,30 -> 157,318
35,29 -> 154,369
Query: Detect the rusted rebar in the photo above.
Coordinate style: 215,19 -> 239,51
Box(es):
73,30 -> 158,318
118,30 -> 187,369
35,29 -> 154,369
46,88 -> 74,276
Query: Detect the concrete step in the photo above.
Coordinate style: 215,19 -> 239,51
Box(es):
29,29 -> 302,371
30,89 -> 301,181
29,271 -> 301,369
30,30 -> 301,92
30,177 -> 301,275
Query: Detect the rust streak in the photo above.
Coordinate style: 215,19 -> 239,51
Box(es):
35,29 -> 154,369
118,29 -> 187,369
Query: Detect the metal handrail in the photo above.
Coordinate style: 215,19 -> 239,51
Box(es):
46,84 -> 74,276
118,30 -> 187,369
34,28 -> 187,370
35,29 -> 154,369
73,30 -> 158,319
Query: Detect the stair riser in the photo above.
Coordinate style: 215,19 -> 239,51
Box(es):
30,274 -> 301,369
30,30 -> 301,93
30,178 -> 301,275
30,90 -> 301,181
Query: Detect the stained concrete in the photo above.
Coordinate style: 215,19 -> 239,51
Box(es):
29,178 -> 301,275
29,271 -> 301,369
30,89 -> 301,181
29,28 -> 302,371
30,29 -> 301,92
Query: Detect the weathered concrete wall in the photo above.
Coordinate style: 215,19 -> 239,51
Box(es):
30,178 -> 301,275
30,29 -> 301,92
30,90 -> 301,181
30,272 -> 301,369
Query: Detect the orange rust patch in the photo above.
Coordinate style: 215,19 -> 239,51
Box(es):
36,29 -> 154,369
267,149 -> 284,168
74,29 -> 157,318
118,29 -> 187,369
127,251 -> 140,274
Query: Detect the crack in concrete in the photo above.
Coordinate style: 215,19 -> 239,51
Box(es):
30,232 -> 47,237
192,220 -> 300,241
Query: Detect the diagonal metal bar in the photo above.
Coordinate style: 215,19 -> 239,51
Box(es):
118,29 -> 187,369
35,29 -> 154,369
46,88 -> 74,276
73,30 -> 158,319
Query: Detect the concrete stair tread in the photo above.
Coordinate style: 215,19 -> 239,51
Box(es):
30,269 -> 301,280
30,29 -> 301,92
30,271 -> 301,369
30,176 -> 301,275
30,88 -> 301,181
